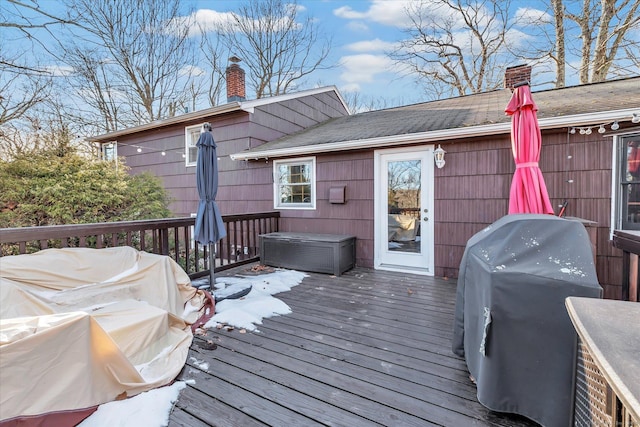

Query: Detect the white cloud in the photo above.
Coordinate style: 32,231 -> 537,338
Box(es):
333,5 -> 366,20
334,0 -> 415,28
179,65 -> 206,78
287,3 -> 305,14
340,82 -> 362,93
346,21 -> 369,32
513,7 -> 552,26
192,9 -> 237,32
43,65 -> 74,77
167,7 -> 304,38
345,38 -> 396,52
505,28 -> 534,50
339,54 -> 395,85
165,9 -> 237,37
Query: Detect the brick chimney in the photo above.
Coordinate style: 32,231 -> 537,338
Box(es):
226,56 -> 246,102
504,64 -> 532,90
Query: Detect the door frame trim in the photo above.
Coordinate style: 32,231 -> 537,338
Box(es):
373,146 -> 435,276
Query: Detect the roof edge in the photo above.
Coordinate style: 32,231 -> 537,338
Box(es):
230,108 -> 639,160
88,102 -> 242,142
89,86 -> 348,142
239,85 -> 350,114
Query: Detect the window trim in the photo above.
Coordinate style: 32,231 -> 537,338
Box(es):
273,157 -> 316,210
612,131 -> 640,233
101,141 -> 117,161
185,125 -> 200,167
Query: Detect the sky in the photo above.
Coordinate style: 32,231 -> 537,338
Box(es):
5,0 -> 637,125
151,0 -> 438,107
3,0 -> 560,110
185,0 -> 556,106
70,269 -> 307,427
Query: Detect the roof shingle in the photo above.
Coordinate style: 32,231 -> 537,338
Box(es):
237,77 -> 640,155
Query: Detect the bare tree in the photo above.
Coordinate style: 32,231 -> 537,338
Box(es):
581,0 -> 640,82
551,0 -> 567,87
0,0 -> 69,124
0,95 -> 98,161
218,0 -> 332,98
58,0 -> 199,129
387,160 -> 421,210
522,0 -> 640,86
59,49 -> 126,132
624,43 -> 640,71
0,66 -> 50,126
342,91 -> 401,114
198,25 -> 227,107
390,0 -> 515,98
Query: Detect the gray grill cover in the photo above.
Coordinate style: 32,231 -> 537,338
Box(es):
452,214 -> 602,427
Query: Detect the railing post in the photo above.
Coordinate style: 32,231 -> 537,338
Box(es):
159,228 -> 170,256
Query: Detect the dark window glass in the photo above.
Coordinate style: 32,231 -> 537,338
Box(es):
621,135 -> 640,230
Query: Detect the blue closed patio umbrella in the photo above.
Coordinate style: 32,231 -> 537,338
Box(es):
194,123 -> 226,288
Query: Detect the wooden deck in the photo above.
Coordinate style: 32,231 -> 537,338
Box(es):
169,266 -> 539,427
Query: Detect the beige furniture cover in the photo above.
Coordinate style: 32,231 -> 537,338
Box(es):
0,247 -> 211,425
388,214 -> 419,241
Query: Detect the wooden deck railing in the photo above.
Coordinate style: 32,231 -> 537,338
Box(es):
0,212 -> 280,279
613,229 -> 640,302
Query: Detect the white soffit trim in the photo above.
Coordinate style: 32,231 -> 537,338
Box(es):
89,86 -> 347,142
89,103 -> 242,142
238,86 -> 349,114
230,108 -> 640,161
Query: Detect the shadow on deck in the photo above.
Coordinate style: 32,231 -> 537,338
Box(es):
170,266 -> 538,427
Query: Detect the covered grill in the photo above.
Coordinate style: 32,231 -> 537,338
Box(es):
452,214 -> 602,426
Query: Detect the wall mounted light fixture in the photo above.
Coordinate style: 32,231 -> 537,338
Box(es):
434,144 -> 446,168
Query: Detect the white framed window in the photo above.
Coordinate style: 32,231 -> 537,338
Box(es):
613,132 -> 640,231
101,142 -> 117,161
273,157 -> 316,210
185,125 -> 200,167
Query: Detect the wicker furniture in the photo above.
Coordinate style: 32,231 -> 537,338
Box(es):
566,297 -> 640,427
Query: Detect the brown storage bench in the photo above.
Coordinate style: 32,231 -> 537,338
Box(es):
259,232 -> 355,276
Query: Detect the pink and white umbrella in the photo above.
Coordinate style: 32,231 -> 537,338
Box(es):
505,83 -> 554,214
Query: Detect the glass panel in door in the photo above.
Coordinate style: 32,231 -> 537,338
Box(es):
387,160 -> 421,253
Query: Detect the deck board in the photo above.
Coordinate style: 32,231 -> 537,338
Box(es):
170,266 -> 539,427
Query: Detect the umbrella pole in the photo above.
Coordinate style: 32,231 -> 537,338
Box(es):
209,243 -> 215,289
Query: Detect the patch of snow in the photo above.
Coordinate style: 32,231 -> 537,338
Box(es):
560,267 -> 586,277
80,269 -> 306,425
203,269 -> 306,332
182,299 -> 202,318
78,381 -> 189,427
189,357 -> 209,371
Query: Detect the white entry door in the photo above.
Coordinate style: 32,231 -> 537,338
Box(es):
374,146 -> 434,275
